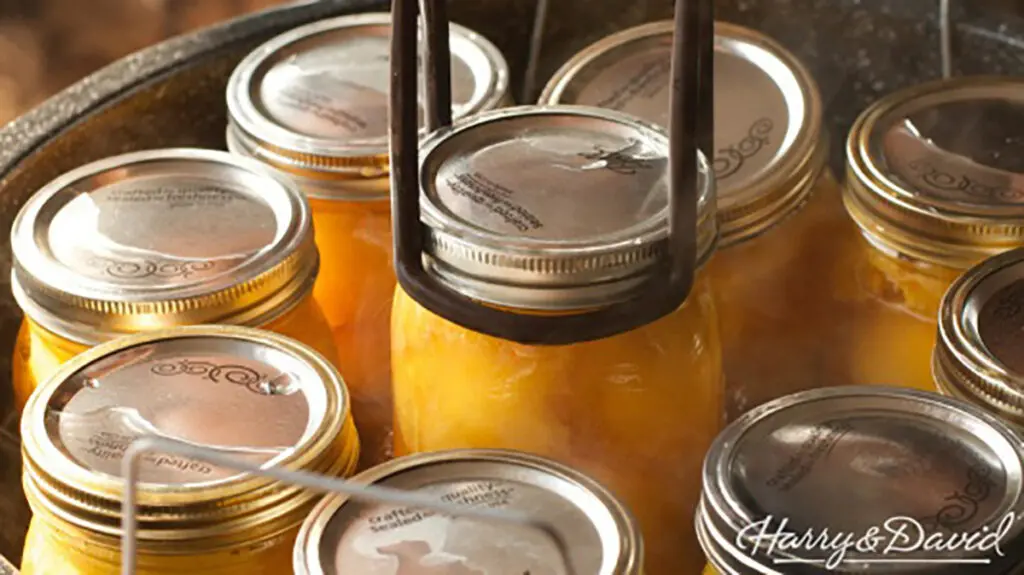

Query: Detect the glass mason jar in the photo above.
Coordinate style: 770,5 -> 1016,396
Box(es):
390,105 -> 722,574
10,148 -> 337,413
225,12 -> 511,468
540,21 -> 845,421
293,449 -> 643,574
935,247 -> 1024,426
19,326 -> 360,575
696,386 -> 1024,574
834,77 -> 1024,391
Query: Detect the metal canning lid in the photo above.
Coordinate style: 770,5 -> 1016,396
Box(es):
294,449 -> 642,575
418,104 -> 717,311
697,386 -> 1024,574
10,148 -> 318,346
845,76 -> 1024,268
20,326 -> 356,547
936,247 -> 1024,427
539,21 -> 824,246
226,12 -> 510,184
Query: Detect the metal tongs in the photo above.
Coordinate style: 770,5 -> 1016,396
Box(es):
389,0 -> 715,345
120,436 -> 579,574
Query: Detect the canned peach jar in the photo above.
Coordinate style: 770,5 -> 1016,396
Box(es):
698,386 -> 1024,574
391,105 -> 722,574
541,21 -> 843,420
835,77 -> 1024,391
226,13 -> 510,467
19,326 -> 359,575
10,148 -> 336,412
293,450 -> 643,574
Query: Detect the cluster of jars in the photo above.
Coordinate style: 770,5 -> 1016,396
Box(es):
9,10 -> 1024,575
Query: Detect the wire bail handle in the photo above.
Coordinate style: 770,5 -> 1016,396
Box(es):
389,0 -> 714,345
119,436 -> 580,575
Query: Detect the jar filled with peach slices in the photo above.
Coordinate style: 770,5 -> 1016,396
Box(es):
540,21 -> 844,420
226,12 -> 510,467
834,77 -> 1024,391
390,105 -> 722,574
10,148 -> 337,412
19,326 -> 359,575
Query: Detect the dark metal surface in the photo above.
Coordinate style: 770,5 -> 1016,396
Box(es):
418,0 -> 453,132
0,0 -> 1022,565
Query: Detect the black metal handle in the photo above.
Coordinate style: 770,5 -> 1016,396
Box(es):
389,0 -> 714,345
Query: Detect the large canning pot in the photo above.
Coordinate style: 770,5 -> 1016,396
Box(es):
1,0 -> 1024,565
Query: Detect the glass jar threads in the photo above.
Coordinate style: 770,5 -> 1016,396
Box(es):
836,77 -> 1024,391
19,326 -> 359,575
697,386 -> 1024,573
540,21 -> 843,420
10,148 -> 336,412
293,449 -> 643,574
390,105 -> 721,574
225,12 -> 511,467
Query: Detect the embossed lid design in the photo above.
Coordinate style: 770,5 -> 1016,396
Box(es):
226,12 -> 510,186
540,21 -> 824,246
936,248 -> 1024,426
697,386 -> 1024,574
417,105 -> 717,311
294,449 -> 642,575
846,77 -> 1024,267
10,148 -> 319,345
20,326 -> 356,546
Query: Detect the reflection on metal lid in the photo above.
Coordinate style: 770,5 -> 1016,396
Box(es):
50,339 -> 319,485
936,248 -> 1024,426
846,77 -> 1024,267
698,386 -> 1024,573
539,21 -> 824,245
879,102 -> 1024,205
10,148 -> 318,345
20,326 -> 354,545
418,105 -> 717,311
226,12 -> 510,178
294,450 -> 642,575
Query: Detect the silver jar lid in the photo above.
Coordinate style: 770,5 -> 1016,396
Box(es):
539,21 -> 824,246
20,326 -> 355,547
845,77 -> 1024,268
226,12 -> 510,188
936,247 -> 1024,426
10,149 -> 318,345
294,449 -> 642,575
417,104 -> 717,311
698,386 -> 1024,573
